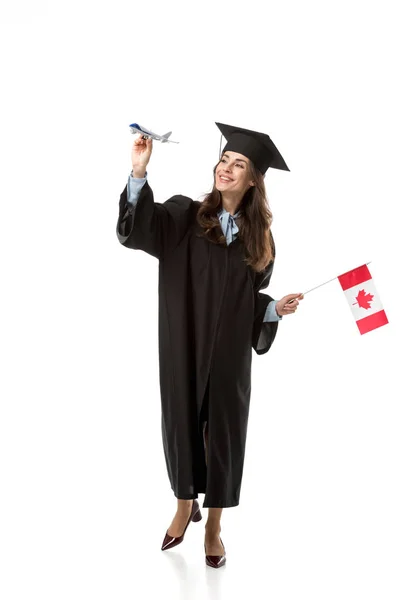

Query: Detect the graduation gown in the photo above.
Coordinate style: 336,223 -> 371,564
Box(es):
116,180 -> 279,507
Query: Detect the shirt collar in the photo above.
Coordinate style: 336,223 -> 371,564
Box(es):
217,205 -> 242,219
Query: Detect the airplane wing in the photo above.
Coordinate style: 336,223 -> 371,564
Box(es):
137,125 -> 162,139
160,131 -> 179,144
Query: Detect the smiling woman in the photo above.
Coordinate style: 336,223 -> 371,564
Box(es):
196,122 -> 290,272
116,121 -> 303,568
197,150 -> 274,271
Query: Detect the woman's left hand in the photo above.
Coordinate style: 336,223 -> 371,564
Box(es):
276,293 -> 304,317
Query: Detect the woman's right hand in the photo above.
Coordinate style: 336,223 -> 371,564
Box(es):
131,134 -> 153,176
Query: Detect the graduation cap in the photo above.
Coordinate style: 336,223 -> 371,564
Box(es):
215,122 -> 290,175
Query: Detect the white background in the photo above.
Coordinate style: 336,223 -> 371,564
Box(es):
1,1 -> 399,598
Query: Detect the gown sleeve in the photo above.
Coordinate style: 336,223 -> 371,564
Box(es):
252,232 -> 279,355
116,180 -> 193,260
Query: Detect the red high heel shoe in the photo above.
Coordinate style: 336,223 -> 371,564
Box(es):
161,499 -> 202,551
205,536 -> 226,568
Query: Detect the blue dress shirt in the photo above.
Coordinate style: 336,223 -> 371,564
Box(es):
126,173 -> 282,323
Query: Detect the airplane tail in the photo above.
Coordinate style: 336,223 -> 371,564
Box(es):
161,131 -> 172,143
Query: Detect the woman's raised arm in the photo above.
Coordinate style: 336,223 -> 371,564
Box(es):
116,135 -> 193,259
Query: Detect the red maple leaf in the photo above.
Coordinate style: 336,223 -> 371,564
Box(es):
352,289 -> 374,309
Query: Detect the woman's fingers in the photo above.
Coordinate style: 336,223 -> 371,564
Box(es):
284,304 -> 298,311
286,293 -> 304,305
133,134 -> 150,149
276,293 -> 304,316
131,135 -> 153,170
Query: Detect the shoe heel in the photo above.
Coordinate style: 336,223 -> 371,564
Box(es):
192,509 -> 202,523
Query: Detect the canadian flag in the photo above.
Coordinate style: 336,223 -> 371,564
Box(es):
338,264 -> 389,335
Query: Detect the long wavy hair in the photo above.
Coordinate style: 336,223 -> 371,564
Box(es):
196,158 -> 275,272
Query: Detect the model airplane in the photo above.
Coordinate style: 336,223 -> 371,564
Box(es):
129,122 -> 179,144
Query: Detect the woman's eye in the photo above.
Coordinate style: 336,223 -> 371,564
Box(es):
220,158 -> 243,168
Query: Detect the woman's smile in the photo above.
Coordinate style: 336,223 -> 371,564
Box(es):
218,174 -> 234,184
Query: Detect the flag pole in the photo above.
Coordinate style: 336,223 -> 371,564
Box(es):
287,261 -> 372,303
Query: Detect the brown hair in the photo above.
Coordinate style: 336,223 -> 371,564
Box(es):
196,159 -> 275,272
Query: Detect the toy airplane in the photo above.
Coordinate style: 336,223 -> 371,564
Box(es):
129,122 -> 179,144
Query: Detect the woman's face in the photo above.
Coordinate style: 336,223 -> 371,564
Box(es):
215,151 -> 255,196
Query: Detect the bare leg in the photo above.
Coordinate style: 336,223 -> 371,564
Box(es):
203,421 -> 225,556
167,498 -> 194,538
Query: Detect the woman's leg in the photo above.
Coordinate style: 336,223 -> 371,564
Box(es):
167,498 -> 194,538
167,410 -> 208,538
166,401 -> 207,538
203,421 -> 225,555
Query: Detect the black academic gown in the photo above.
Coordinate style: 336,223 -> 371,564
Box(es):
116,180 -> 279,507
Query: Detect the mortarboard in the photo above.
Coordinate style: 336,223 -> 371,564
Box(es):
215,122 -> 290,175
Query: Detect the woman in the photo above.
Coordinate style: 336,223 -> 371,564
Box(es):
116,122 -> 304,568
